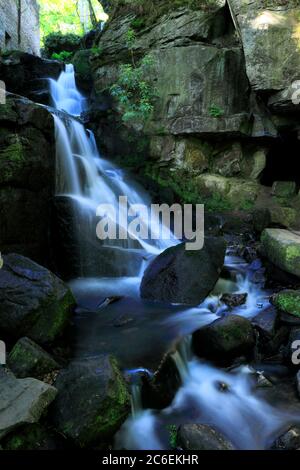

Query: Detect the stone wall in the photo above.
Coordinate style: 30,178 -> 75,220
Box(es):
0,0 -> 40,56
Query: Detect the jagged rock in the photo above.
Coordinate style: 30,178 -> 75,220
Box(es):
192,314 -> 255,363
221,293 -> 248,308
272,426 -> 300,450
51,356 -> 130,446
271,290 -> 300,318
0,367 -> 57,440
261,229 -> 300,278
252,306 -> 278,338
178,424 -> 235,450
140,237 -> 226,305
7,337 -> 59,379
0,254 -> 75,344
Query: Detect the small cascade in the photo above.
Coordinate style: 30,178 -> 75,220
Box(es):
49,64 -> 176,277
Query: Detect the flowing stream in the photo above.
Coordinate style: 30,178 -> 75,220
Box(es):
49,64 -> 300,451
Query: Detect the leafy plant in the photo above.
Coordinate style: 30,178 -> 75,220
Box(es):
51,50 -> 74,62
167,425 -> 177,449
209,104 -> 225,118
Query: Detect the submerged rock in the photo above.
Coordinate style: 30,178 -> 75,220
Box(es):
261,229 -> 300,278
0,254 -> 75,344
177,424 -> 234,451
221,293 -> 248,308
0,368 -> 57,440
192,314 -> 255,363
7,337 -> 59,380
271,290 -> 300,319
51,356 -> 130,447
140,237 -> 226,305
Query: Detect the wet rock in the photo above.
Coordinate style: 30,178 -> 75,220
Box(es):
0,368 -> 57,440
51,356 -> 130,446
7,337 -> 59,380
272,426 -> 300,450
141,237 -> 226,305
261,229 -> 300,278
221,293 -> 248,308
0,52 -> 63,102
252,208 -> 271,234
178,424 -> 234,451
192,315 -> 255,363
252,306 -> 279,338
141,352 -> 182,410
0,254 -> 75,344
271,290 -> 300,319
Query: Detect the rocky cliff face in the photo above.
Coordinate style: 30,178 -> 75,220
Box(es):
0,95 -> 55,265
90,0 -> 300,227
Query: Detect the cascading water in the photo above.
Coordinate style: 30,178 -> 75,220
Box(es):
49,64 -> 176,278
47,64 -> 300,451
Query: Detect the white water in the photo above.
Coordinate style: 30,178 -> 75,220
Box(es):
50,64 -> 176,278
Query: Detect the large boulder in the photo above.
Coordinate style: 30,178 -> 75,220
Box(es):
140,237 -> 226,305
261,229 -> 300,278
0,367 -> 57,440
228,1 -> 300,92
0,254 -> 75,344
51,356 -> 130,447
178,424 -> 235,451
7,337 -> 59,379
192,314 -> 256,362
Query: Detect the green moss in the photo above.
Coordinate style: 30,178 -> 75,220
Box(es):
0,138 -> 25,183
272,290 -> 300,318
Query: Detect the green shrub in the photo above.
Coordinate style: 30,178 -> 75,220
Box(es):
44,32 -> 82,58
51,50 -> 73,62
110,54 -> 156,123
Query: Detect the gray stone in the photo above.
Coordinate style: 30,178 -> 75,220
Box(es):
0,254 -> 75,344
228,0 -> 300,92
178,424 -> 234,450
0,367 -> 57,440
272,426 -> 300,450
140,237 -> 226,306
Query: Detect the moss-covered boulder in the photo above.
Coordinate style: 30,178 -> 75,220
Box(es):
0,254 -> 75,344
7,337 -> 59,379
261,229 -> 300,278
271,290 -> 300,319
51,356 -> 130,447
192,314 -> 256,363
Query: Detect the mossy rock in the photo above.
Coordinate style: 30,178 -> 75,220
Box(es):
261,229 -> 300,278
8,337 -> 59,379
271,290 -> 300,318
0,254 -> 75,345
1,424 -> 62,450
51,356 -> 130,447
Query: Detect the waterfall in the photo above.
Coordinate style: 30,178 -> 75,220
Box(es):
49,64 -> 176,277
